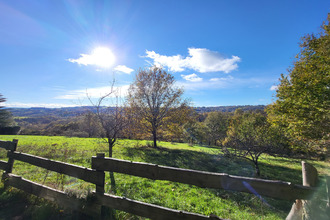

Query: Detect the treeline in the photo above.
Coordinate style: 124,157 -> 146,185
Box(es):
12,106 -> 258,141
11,105 -> 265,138
11,105 -> 265,118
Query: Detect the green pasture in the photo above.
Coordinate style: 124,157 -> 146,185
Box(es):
0,135 -> 329,219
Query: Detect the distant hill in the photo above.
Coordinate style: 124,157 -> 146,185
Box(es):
194,105 -> 265,113
10,105 -> 266,118
10,106 -> 98,118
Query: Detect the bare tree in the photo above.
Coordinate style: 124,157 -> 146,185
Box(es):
88,81 -> 127,196
88,82 -> 127,158
127,67 -> 185,147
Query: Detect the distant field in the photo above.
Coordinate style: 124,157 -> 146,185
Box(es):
0,135 -> 329,219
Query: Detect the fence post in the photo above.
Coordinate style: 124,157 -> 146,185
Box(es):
95,153 -> 105,194
5,139 -> 18,174
94,153 -> 107,219
326,176 -> 330,217
286,161 -> 318,220
301,161 -> 318,219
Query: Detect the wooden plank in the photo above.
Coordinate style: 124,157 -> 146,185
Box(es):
94,192 -> 224,220
95,153 -> 105,194
8,151 -> 104,186
5,139 -> 18,174
92,157 -> 316,200
5,173 -> 100,217
0,160 -> 8,170
7,173 -> 224,220
326,176 -> 330,210
0,140 -> 17,151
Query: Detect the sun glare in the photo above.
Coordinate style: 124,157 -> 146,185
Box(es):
91,47 -> 115,68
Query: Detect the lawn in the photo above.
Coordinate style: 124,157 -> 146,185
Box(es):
0,135 -> 329,219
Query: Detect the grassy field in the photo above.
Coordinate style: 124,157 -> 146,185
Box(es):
0,135 -> 329,219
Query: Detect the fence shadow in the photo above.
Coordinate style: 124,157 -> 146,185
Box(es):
121,145 -> 304,215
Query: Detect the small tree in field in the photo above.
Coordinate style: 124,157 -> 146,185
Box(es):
127,67 -> 186,147
88,83 -> 126,158
88,82 -> 127,194
223,111 -> 289,176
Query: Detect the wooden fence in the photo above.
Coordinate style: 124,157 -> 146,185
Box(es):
0,139 -> 324,219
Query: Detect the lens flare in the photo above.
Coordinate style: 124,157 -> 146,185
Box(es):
91,47 -> 115,68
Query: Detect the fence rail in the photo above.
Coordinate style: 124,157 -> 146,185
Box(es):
93,192 -> 221,220
92,156 -> 315,200
5,173 -> 101,217
7,151 -> 104,186
0,140 -> 17,151
0,160 -> 8,170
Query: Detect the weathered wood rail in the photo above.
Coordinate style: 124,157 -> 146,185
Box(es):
0,139 -> 326,219
7,151 -> 104,186
92,156 -> 315,201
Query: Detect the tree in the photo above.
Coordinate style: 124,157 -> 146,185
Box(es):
162,103 -> 194,142
223,111 -> 289,176
204,111 -> 230,146
127,67 -> 186,147
79,111 -> 101,137
0,94 -> 15,127
88,83 -> 127,196
267,15 -> 330,153
88,84 -> 127,158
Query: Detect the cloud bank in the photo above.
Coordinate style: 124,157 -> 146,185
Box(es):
55,85 -> 130,100
145,48 -> 240,73
3,102 -> 78,108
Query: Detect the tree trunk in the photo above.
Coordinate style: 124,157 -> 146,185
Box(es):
110,172 -> 116,194
108,141 -> 113,158
109,146 -> 113,158
107,141 -> 116,194
254,161 -> 260,177
152,129 -> 157,148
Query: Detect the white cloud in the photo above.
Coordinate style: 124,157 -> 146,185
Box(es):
145,50 -> 187,72
177,75 -> 275,92
210,75 -> 234,82
114,65 -> 134,74
68,47 -> 115,68
270,85 -> 278,91
145,48 -> 240,73
55,85 -> 130,100
181,73 -> 203,82
177,75 -> 235,91
3,102 -> 78,108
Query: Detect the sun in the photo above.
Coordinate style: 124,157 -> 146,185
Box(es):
91,47 -> 115,68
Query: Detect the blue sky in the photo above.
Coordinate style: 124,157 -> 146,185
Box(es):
0,0 -> 329,108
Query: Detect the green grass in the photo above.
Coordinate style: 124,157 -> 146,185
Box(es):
0,135 -> 329,219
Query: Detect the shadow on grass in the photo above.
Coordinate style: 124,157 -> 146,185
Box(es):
0,185 -> 93,220
122,145 -> 303,181
120,145 -> 307,214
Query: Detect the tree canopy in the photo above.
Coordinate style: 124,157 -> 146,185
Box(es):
267,14 -> 330,152
127,67 -> 187,147
223,110 -> 289,176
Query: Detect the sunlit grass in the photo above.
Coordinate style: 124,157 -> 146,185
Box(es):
0,135 -> 329,219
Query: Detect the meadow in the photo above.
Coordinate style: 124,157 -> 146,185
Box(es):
0,135 -> 329,219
